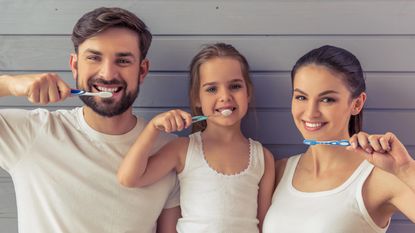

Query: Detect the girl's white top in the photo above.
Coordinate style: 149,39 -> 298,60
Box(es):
263,154 -> 389,233
177,131 -> 265,233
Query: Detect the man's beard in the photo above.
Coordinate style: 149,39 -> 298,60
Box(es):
77,76 -> 139,117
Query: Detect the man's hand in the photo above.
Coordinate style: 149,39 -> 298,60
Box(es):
1,73 -> 71,104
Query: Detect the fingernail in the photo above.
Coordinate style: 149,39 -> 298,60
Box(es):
365,148 -> 373,154
351,142 -> 357,149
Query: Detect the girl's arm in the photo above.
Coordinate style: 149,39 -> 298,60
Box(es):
348,132 -> 415,222
257,148 -> 276,232
117,109 -> 192,187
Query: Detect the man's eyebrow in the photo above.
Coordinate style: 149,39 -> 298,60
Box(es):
116,52 -> 135,57
84,49 -> 102,55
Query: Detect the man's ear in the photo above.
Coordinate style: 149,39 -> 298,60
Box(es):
69,53 -> 78,81
138,59 -> 150,84
351,92 -> 367,115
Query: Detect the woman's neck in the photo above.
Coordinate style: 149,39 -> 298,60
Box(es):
302,145 -> 364,174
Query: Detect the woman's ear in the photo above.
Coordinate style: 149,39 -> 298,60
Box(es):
351,92 -> 367,115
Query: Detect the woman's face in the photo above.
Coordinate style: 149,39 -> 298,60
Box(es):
291,64 -> 364,141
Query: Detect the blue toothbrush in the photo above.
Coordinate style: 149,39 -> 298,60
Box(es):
70,89 -> 113,98
303,139 -> 351,146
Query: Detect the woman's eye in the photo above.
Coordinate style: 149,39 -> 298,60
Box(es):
321,97 -> 336,103
294,95 -> 306,101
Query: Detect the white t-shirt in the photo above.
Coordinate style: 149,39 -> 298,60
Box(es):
0,107 -> 180,233
177,132 -> 265,233
263,154 -> 389,233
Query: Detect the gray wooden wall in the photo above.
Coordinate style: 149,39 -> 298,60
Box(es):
1,0 -> 414,232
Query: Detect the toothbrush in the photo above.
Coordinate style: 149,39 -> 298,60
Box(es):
303,139 -> 351,146
192,109 -> 233,123
70,89 -> 113,98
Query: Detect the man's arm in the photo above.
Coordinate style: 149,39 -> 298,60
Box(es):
0,73 -> 71,103
157,206 -> 180,233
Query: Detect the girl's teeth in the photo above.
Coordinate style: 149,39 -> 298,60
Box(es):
220,109 -> 232,116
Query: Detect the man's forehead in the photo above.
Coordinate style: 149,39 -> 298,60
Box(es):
78,28 -> 141,57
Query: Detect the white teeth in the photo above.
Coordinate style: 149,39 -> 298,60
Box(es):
305,122 -> 323,128
220,109 -> 232,116
96,87 -> 118,92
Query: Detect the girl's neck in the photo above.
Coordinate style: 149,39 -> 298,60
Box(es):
202,123 -> 246,143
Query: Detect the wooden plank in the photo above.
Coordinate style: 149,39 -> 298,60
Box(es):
0,218 -> 17,233
2,36 -> 415,72
2,72 -> 415,109
1,1 -> 415,35
0,180 -> 17,218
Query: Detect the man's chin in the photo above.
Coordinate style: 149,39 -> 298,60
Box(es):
80,96 -> 132,117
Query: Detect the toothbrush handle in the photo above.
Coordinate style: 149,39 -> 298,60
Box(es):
192,115 -> 208,123
70,89 -> 85,96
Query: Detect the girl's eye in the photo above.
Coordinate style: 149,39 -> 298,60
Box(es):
321,97 -> 336,103
205,86 -> 217,93
294,95 -> 306,101
230,83 -> 242,90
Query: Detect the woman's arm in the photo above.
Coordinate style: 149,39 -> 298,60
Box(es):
349,132 -> 415,222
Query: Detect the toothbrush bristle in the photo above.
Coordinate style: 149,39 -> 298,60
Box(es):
221,109 -> 232,116
99,92 -> 113,98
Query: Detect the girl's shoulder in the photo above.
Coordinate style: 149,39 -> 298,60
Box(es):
166,136 -> 190,150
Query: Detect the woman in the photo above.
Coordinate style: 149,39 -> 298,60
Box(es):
263,45 -> 415,233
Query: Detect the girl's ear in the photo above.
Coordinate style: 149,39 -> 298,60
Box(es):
351,92 -> 367,115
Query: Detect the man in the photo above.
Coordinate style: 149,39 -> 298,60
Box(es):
0,7 -> 180,233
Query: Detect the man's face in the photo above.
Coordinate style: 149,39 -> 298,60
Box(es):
71,27 -> 148,117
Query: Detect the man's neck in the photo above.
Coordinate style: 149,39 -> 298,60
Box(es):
82,106 -> 137,135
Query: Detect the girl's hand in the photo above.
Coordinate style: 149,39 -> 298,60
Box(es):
348,132 -> 413,176
151,109 -> 192,133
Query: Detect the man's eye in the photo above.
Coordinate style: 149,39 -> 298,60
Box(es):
118,59 -> 131,64
87,56 -> 100,61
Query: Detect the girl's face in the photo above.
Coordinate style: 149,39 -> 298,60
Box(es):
291,64 -> 365,141
197,57 -> 250,127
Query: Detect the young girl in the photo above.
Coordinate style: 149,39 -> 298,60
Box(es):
118,43 -> 275,233
263,45 -> 415,233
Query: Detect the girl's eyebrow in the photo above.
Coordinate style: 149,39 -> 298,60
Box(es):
202,79 -> 243,87
293,88 -> 339,96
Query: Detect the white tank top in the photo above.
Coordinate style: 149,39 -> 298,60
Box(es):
263,154 -> 389,233
177,131 -> 265,233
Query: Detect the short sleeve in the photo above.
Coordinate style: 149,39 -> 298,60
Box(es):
0,108 -> 48,171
